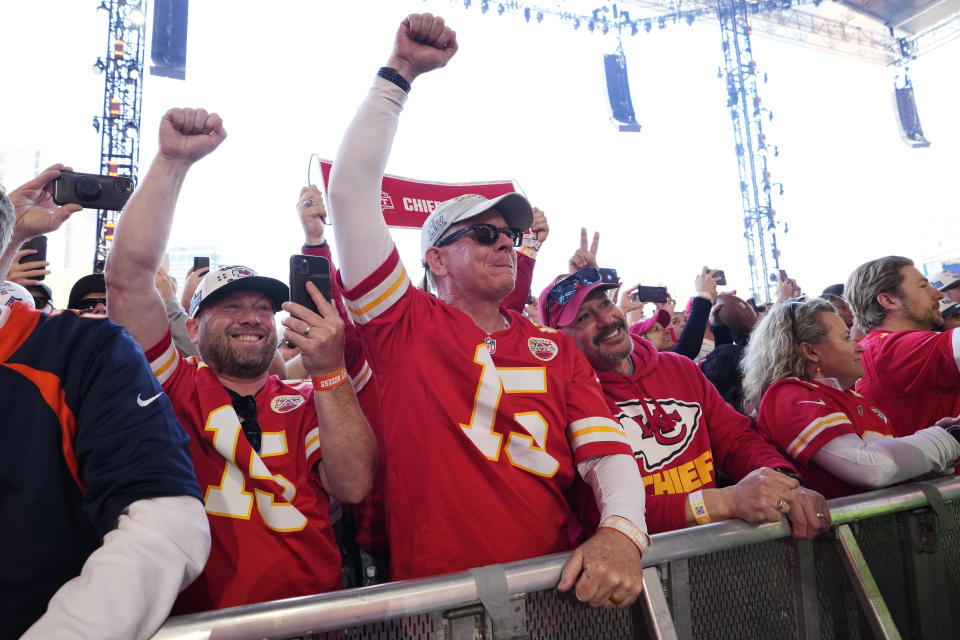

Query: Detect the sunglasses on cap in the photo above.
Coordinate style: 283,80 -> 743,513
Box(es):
78,297 -> 107,313
547,267 -> 620,306
435,223 -> 524,249
544,267 -> 619,326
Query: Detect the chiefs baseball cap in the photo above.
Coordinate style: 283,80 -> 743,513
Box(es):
631,308 -> 672,337
421,193 -> 533,260
189,265 -> 289,318
930,270 -> 960,293
538,271 -> 620,329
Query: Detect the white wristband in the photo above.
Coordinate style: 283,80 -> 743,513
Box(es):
689,489 -> 711,525
599,515 -> 651,552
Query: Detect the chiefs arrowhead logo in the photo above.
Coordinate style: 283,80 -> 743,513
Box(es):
271,394 -> 305,413
616,398 -> 702,471
528,337 -> 558,361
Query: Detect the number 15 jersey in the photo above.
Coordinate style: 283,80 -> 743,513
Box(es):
342,249 -> 632,580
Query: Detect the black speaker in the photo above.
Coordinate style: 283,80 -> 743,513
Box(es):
893,75 -> 929,148
603,53 -> 642,133
150,0 -> 189,80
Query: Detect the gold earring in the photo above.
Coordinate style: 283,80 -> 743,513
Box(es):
815,363 -> 822,374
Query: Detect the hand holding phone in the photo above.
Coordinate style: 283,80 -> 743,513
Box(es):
289,254 -> 332,315
17,236 -> 49,282
52,171 -> 135,211
193,256 -> 210,272
631,285 -> 668,304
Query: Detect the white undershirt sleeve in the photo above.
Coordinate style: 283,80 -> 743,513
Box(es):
811,428 -> 960,489
22,496 -> 210,640
329,79 -> 407,289
578,454 -> 649,543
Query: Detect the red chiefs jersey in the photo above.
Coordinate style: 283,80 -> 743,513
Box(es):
596,337 -> 795,533
146,332 -> 340,613
340,249 -> 632,580
758,377 -> 895,498
856,329 -> 960,436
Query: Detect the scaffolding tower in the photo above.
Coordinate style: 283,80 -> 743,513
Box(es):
92,0 -> 147,272
717,0 -> 781,302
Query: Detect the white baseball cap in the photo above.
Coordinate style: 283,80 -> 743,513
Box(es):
420,192 -> 533,260
189,265 -> 288,318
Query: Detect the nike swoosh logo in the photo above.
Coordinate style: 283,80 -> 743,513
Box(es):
137,392 -> 164,407
797,400 -> 826,406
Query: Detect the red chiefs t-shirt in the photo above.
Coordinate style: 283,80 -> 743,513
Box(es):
147,332 -> 340,613
340,249 -> 632,580
857,329 -> 960,436
758,377 -> 896,498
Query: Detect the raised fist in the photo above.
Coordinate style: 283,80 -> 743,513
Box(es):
158,108 -> 227,164
387,13 -> 459,82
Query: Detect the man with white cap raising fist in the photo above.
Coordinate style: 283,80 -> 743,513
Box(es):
328,13 -> 648,608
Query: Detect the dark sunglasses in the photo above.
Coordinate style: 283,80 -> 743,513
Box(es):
544,267 -> 619,326
435,223 -> 524,248
783,296 -> 809,339
32,296 -> 50,309
78,297 -> 107,312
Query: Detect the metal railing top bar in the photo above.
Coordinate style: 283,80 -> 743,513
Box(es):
153,476 -> 960,639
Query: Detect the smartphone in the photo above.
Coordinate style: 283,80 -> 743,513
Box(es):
52,171 -> 135,211
193,256 -> 210,272
18,236 -> 48,280
289,254 -> 332,314
632,285 -> 668,303
710,268 -> 727,286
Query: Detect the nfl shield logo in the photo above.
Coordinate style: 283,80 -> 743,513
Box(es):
484,336 -> 497,354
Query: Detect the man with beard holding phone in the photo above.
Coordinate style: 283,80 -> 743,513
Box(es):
105,108 -> 376,612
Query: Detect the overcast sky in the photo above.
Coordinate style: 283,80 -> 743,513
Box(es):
2,0 -> 957,307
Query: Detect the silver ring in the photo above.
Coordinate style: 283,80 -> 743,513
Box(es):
303,199 -> 314,208
302,325 -> 311,337
816,512 -> 825,519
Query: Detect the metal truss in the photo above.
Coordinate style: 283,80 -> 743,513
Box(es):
92,0 -> 147,271
717,0 -> 781,302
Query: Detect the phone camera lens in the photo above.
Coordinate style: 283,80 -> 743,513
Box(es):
117,178 -> 135,193
77,177 -> 102,201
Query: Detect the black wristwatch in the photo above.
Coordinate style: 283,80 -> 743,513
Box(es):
773,467 -> 804,486
942,425 -> 960,446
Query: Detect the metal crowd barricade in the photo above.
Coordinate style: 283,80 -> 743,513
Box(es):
153,476 -> 960,640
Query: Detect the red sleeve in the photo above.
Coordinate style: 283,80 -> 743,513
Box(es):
757,381 -> 858,466
500,252 -> 535,315
562,339 -> 634,462
645,493 -> 691,534
694,362 -> 798,479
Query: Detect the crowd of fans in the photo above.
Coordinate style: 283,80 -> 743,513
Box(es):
3,12 -> 959,639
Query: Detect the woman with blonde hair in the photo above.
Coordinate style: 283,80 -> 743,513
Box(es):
740,297 -> 960,498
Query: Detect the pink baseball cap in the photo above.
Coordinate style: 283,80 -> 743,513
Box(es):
538,273 -> 620,328
631,308 -> 671,337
